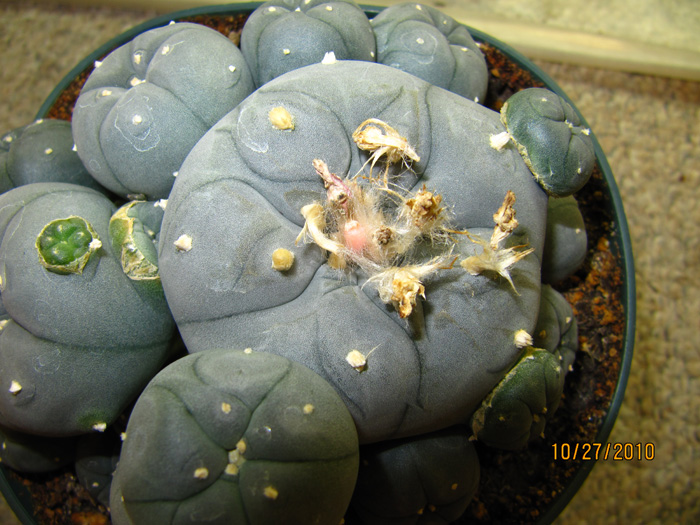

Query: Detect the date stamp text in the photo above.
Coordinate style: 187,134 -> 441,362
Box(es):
552,442 -> 655,461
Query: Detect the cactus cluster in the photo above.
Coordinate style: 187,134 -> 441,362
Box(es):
0,2 -> 599,523
72,22 -> 254,200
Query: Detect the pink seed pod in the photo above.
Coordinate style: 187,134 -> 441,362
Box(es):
342,220 -> 369,253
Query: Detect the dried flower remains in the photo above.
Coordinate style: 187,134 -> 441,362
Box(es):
460,190 -> 534,292
295,119 -> 534,318
352,118 -> 420,182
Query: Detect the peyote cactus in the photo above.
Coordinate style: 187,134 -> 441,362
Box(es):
471,285 -> 577,450
74,430 -> 122,506
542,194 -> 588,283
0,183 -> 175,436
350,426 -> 480,524
495,87 -> 595,197
470,347 -> 566,451
0,424 -> 77,473
0,119 -> 106,194
371,3 -> 488,102
533,283 -> 579,369
240,0 -> 376,86
72,22 -> 254,200
110,349 -> 360,525
157,58 -> 549,444
109,199 -> 166,282
0,3 -> 613,523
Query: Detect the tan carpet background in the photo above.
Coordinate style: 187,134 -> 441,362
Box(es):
1,1 -> 698,523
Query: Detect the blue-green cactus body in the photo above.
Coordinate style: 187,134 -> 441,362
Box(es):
0,183 -> 175,436
371,3 -> 488,102
110,349 -> 359,525
351,427 -> 480,524
534,284 -> 578,370
158,60 -> 548,444
75,431 -> 122,506
501,87 -> 595,197
0,119 -> 106,194
470,347 -> 565,450
72,22 -> 254,199
542,194 -> 587,283
0,424 -> 77,473
240,0 -> 376,86
471,285 -> 577,450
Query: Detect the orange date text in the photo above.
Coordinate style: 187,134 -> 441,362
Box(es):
552,442 -> 655,461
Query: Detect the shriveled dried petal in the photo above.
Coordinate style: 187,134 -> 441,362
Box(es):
405,185 -> 443,227
373,225 -> 393,246
491,190 -> 519,248
461,191 -> 533,292
313,158 -> 352,210
464,244 -> 534,288
364,258 -> 446,318
391,269 -> 426,318
352,118 -> 420,179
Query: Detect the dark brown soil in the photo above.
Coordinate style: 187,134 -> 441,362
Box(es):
9,470 -> 109,524
12,13 -> 627,525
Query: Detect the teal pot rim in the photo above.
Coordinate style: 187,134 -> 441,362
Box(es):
6,3 -> 634,524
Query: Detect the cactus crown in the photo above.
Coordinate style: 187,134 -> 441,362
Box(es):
35,215 -> 101,274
